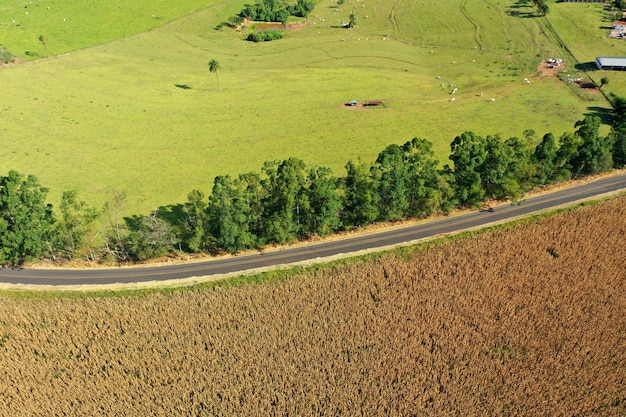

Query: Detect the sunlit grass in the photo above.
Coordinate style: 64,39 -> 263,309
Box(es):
0,0 -> 617,215
546,2 -> 626,97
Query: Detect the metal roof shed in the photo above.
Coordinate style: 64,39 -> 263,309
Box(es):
595,56 -> 626,71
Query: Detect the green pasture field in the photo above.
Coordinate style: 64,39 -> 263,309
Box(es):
546,2 -> 626,97
0,0 -> 616,216
0,0 -> 214,58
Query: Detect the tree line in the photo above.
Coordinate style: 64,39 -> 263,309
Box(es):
1,96 -> 625,266
219,0 -> 317,42
240,0 -> 316,23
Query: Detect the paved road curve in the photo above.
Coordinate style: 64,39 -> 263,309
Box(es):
2,172 -> 626,286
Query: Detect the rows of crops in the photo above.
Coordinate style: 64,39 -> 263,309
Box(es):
0,196 -> 624,415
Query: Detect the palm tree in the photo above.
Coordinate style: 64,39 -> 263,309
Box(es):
208,59 -> 221,91
600,77 -> 609,88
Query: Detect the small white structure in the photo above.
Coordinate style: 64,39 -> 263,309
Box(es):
595,56 -> 626,71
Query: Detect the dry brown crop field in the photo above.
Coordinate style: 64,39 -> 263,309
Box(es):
1,197 -> 625,416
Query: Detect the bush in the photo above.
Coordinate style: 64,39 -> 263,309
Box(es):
288,0 -> 316,17
246,30 -> 285,42
0,46 -> 13,64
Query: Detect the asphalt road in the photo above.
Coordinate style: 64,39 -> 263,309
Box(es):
2,172 -> 625,287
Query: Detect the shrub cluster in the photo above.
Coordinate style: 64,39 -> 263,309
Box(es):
0,46 -> 14,64
1,96 -> 626,266
0,197 -> 624,415
240,0 -> 315,22
246,30 -> 285,42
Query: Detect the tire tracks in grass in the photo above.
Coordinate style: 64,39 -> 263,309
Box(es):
302,54 -> 433,70
498,0 -> 547,58
387,0 -> 401,40
460,0 -> 484,51
173,31 -> 436,71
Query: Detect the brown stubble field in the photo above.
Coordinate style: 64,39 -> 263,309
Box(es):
0,197 -> 625,416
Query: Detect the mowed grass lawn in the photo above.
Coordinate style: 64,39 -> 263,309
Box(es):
0,0 -> 616,215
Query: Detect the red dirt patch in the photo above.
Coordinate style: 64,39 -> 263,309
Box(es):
537,59 -> 564,80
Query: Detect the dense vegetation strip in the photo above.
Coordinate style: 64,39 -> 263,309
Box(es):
1,94 -> 625,266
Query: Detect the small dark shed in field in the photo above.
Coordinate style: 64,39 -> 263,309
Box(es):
362,101 -> 383,107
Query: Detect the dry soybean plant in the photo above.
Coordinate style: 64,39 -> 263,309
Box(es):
0,197 -> 624,416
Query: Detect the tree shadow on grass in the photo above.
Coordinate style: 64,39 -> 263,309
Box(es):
575,62 -> 598,72
124,204 -> 186,232
584,106 -> 613,125
507,1 -> 539,18
157,204 -> 186,225
507,10 -> 539,18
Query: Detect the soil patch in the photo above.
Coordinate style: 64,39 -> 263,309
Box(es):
243,19 -> 308,32
537,59 -> 564,80
0,57 -> 25,70
537,59 -> 602,96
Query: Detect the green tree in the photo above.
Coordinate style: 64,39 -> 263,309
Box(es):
449,131 -> 487,207
533,133 -> 558,184
52,190 -> 99,260
506,136 -> 534,194
612,125 -> 626,168
555,131 -> 580,180
208,59 -> 221,91
572,116 -> 612,175
279,10 -> 289,32
479,134 -> 515,200
305,166 -> 342,237
288,0 -> 315,17
238,172 -> 265,241
0,170 -> 54,266
533,0 -> 549,16
610,94 -> 626,168
342,160 -> 379,227
403,138 -> 444,218
183,190 -> 211,252
600,77 -> 609,88
261,158 -> 309,243
208,175 -> 257,253
348,8 -> 358,27
228,15 -> 244,28
371,144 -> 410,221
